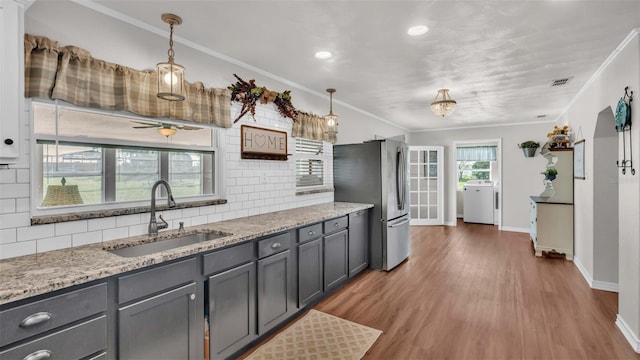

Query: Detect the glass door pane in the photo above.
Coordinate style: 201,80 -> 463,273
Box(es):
408,146 -> 444,226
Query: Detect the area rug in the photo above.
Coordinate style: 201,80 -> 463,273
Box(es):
244,309 -> 382,360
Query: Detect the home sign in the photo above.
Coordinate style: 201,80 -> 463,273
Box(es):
241,125 -> 288,160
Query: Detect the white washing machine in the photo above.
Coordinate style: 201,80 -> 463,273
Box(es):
463,180 -> 495,224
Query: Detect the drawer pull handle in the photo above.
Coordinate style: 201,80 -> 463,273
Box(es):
19,312 -> 52,328
271,242 -> 281,249
190,293 -> 196,301
334,223 -> 339,227
23,350 -> 51,360
308,231 -> 315,236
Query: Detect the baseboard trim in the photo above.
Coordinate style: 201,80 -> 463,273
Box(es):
591,280 -> 619,292
616,314 -> 640,353
573,257 -> 619,292
499,226 -> 529,233
573,256 -> 593,286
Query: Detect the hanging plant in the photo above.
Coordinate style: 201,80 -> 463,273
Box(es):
228,74 -> 298,123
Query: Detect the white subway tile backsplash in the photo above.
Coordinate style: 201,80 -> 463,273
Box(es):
55,220 -> 88,236
0,169 -> 16,184
0,199 -> 16,214
0,229 -> 17,244
16,169 -> 29,183
72,231 -> 103,246
88,217 -> 116,231
207,213 -> 223,223
115,214 -> 142,227
128,224 -> 147,237
16,198 -> 29,212
0,241 -> 36,259
0,184 -> 29,199
17,224 -> 55,241
103,227 -> 129,242
37,235 -> 72,252
190,215 -> 208,226
0,104 -> 338,259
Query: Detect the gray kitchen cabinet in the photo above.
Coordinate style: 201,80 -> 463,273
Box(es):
117,258 -> 201,360
348,210 -> 369,277
0,282 -> 108,360
324,229 -> 349,291
205,242 -> 256,360
257,240 -> 295,335
297,238 -> 324,307
118,282 -> 199,360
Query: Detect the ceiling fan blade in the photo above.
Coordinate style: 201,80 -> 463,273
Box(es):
132,125 -> 159,129
131,120 -> 161,128
179,125 -> 202,130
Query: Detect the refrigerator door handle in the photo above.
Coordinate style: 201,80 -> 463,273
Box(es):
396,148 -> 403,210
388,217 -> 411,228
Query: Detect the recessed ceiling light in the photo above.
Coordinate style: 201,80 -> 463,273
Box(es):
407,25 -> 429,36
315,51 -> 333,60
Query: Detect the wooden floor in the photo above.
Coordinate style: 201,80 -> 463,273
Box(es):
241,221 -> 639,359
312,221 -> 640,360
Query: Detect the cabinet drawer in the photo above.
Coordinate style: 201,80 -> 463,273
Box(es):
0,315 -> 107,360
203,241 -> 255,275
298,223 -> 322,243
118,258 -> 196,304
324,216 -> 348,234
258,232 -> 291,259
0,283 -> 107,347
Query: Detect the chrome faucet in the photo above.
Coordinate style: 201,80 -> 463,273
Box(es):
148,180 -> 176,236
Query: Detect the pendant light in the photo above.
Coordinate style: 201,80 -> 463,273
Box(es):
157,13 -> 185,101
324,88 -> 338,144
431,88 -> 456,117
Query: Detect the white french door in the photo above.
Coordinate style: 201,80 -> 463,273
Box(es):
409,146 -> 444,225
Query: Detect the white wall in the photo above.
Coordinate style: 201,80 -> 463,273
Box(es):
0,0 -> 405,259
560,31 -> 640,350
408,122 -> 552,230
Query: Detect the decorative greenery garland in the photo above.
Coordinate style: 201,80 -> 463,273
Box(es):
228,74 -> 298,123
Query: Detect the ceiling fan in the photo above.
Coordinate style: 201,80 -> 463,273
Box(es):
131,121 -> 201,137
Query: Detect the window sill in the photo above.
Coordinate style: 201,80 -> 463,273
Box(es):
31,199 -> 228,225
295,187 -> 334,196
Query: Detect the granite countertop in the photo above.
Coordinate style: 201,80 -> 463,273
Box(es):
0,202 -> 373,305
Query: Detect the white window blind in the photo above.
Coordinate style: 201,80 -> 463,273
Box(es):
295,138 -> 326,188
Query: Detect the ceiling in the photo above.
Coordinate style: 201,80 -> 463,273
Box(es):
69,1 -> 640,131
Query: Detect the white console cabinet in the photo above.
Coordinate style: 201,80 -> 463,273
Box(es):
529,149 -> 574,260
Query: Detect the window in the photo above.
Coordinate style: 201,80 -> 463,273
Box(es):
295,138 -> 329,188
456,146 -> 496,189
34,102 -> 218,210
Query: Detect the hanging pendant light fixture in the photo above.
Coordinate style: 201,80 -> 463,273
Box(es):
324,88 -> 338,144
431,88 -> 456,117
157,13 -> 185,101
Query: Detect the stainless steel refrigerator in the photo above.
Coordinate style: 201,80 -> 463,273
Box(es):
333,139 -> 410,271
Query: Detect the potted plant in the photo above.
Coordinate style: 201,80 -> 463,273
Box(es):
518,141 -> 540,157
543,167 -> 558,181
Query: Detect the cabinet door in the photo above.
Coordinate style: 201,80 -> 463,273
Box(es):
208,262 -> 256,360
257,250 -> 294,335
348,210 -> 369,277
324,229 -> 348,291
118,283 -> 200,360
297,238 -> 323,308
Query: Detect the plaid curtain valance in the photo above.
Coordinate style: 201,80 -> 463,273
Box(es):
292,112 -> 333,142
24,34 -> 232,128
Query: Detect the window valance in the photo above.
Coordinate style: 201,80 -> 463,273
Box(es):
292,112 -> 333,142
24,34 -> 232,128
456,146 -> 497,161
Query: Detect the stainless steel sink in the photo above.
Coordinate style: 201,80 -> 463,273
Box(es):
108,232 -> 229,258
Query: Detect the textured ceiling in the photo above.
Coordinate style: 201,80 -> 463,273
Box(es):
76,1 -> 640,131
